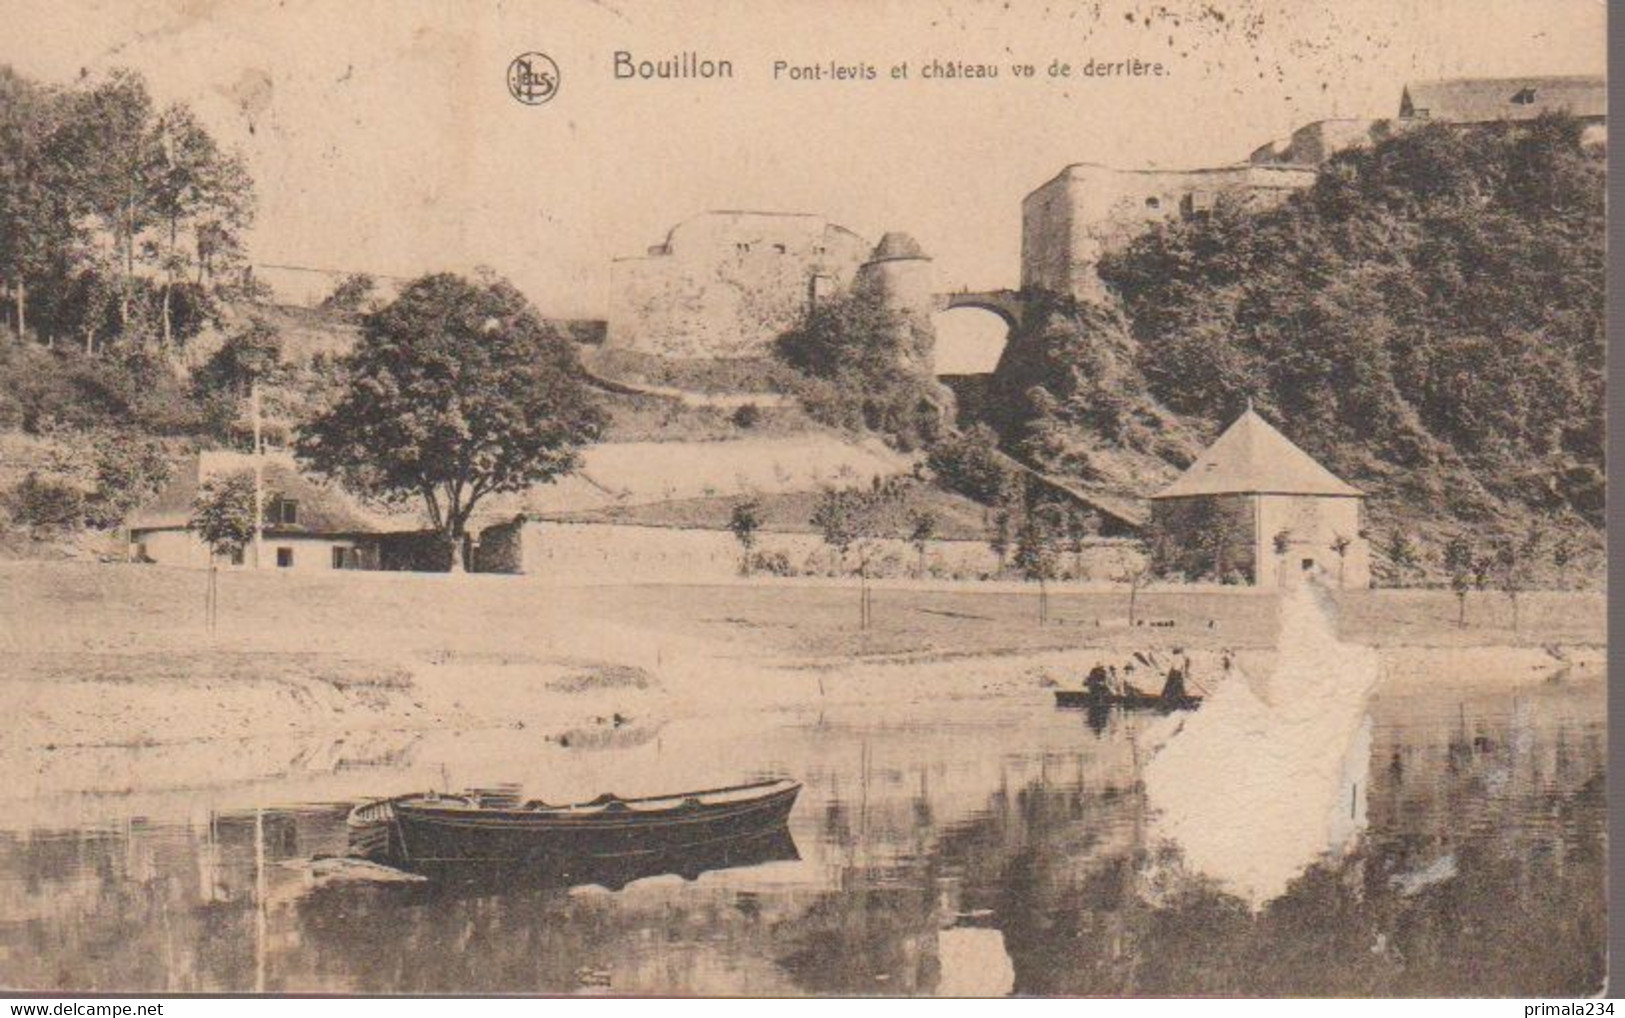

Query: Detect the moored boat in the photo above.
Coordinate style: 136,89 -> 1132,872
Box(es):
348,777 -> 801,876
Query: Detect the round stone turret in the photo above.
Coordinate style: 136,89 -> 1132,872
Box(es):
869,231 -> 929,262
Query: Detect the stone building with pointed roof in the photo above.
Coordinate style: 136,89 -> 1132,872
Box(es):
1150,407 -> 1370,588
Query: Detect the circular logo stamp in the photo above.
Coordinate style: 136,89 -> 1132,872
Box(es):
507,52 -> 560,105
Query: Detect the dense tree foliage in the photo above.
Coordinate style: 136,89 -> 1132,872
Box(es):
0,65 -> 258,534
0,427 -> 171,534
988,292 -> 1204,487
296,273 -> 606,571
774,292 -> 949,451
0,340 -> 219,436
924,423 -> 1015,504
0,66 -> 254,351
1094,115 -> 1603,535
320,273 -> 378,314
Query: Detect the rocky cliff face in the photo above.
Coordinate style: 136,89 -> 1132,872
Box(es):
985,294 -> 1206,506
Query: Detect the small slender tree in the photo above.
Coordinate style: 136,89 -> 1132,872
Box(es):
1015,503 -> 1063,623
1443,537 -> 1474,628
1551,534 -> 1574,591
907,507 -> 938,579
189,471 -> 256,562
1385,529 -> 1420,588
811,487 -> 880,628
1064,507 -> 1100,580
728,498 -> 762,576
1494,538 -> 1522,633
1330,533 -> 1352,588
989,506 -> 1014,568
1120,562 -> 1156,628
1495,522 -> 1545,633
811,487 -> 862,573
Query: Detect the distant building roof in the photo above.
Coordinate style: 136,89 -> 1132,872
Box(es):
1153,408 -> 1362,499
1399,75 -> 1606,124
128,451 -> 391,534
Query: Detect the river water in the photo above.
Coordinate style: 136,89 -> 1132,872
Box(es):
0,663 -> 1603,996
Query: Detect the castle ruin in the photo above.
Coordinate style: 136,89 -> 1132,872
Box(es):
604,77 -> 1607,357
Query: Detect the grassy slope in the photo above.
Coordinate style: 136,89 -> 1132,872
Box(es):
554,485 -> 994,541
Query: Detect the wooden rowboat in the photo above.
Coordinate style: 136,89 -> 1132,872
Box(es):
348,777 -> 801,877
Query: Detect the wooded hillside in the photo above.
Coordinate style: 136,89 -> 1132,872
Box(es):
990,114 -> 1604,579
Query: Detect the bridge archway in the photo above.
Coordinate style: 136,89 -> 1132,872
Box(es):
932,290 -> 1026,376
933,305 -> 1013,375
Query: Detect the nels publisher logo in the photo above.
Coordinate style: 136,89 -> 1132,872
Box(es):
507,52 -> 560,105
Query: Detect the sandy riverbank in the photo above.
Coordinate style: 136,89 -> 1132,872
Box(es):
0,561 -> 1603,758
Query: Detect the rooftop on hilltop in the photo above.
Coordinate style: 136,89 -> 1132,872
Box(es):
1399,75 -> 1606,123
1153,407 -> 1362,500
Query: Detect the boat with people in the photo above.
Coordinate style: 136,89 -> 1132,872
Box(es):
1053,686 -> 1203,711
348,777 -> 801,877
1053,658 -> 1205,713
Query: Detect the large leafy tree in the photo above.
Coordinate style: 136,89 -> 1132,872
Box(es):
296,272 -> 606,571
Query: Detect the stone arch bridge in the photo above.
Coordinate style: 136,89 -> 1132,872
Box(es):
937,288 -> 1028,331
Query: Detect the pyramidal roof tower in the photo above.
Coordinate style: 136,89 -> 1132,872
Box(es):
1153,406 -> 1362,500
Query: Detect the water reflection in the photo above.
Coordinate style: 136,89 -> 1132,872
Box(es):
0,672 -> 1604,996
1143,583 -> 1380,904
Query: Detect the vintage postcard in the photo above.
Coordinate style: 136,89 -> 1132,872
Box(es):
0,0 -> 1607,1001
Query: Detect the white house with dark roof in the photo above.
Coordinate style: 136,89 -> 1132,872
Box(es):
127,451 -> 386,570
1150,407 -> 1371,588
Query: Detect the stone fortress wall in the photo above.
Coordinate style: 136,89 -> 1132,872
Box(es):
606,211 -> 874,359
1021,75 -> 1607,303
606,78 -> 1606,357
1020,163 -> 1318,301
606,210 -> 948,364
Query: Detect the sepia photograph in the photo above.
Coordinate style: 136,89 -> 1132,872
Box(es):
0,0 -> 1608,1001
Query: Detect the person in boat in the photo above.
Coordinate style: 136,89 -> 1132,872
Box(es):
1160,662 -> 1188,703
1085,664 -> 1110,698
1108,665 -> 1122,695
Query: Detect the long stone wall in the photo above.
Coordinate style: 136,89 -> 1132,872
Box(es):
476,518 -> 1145,584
